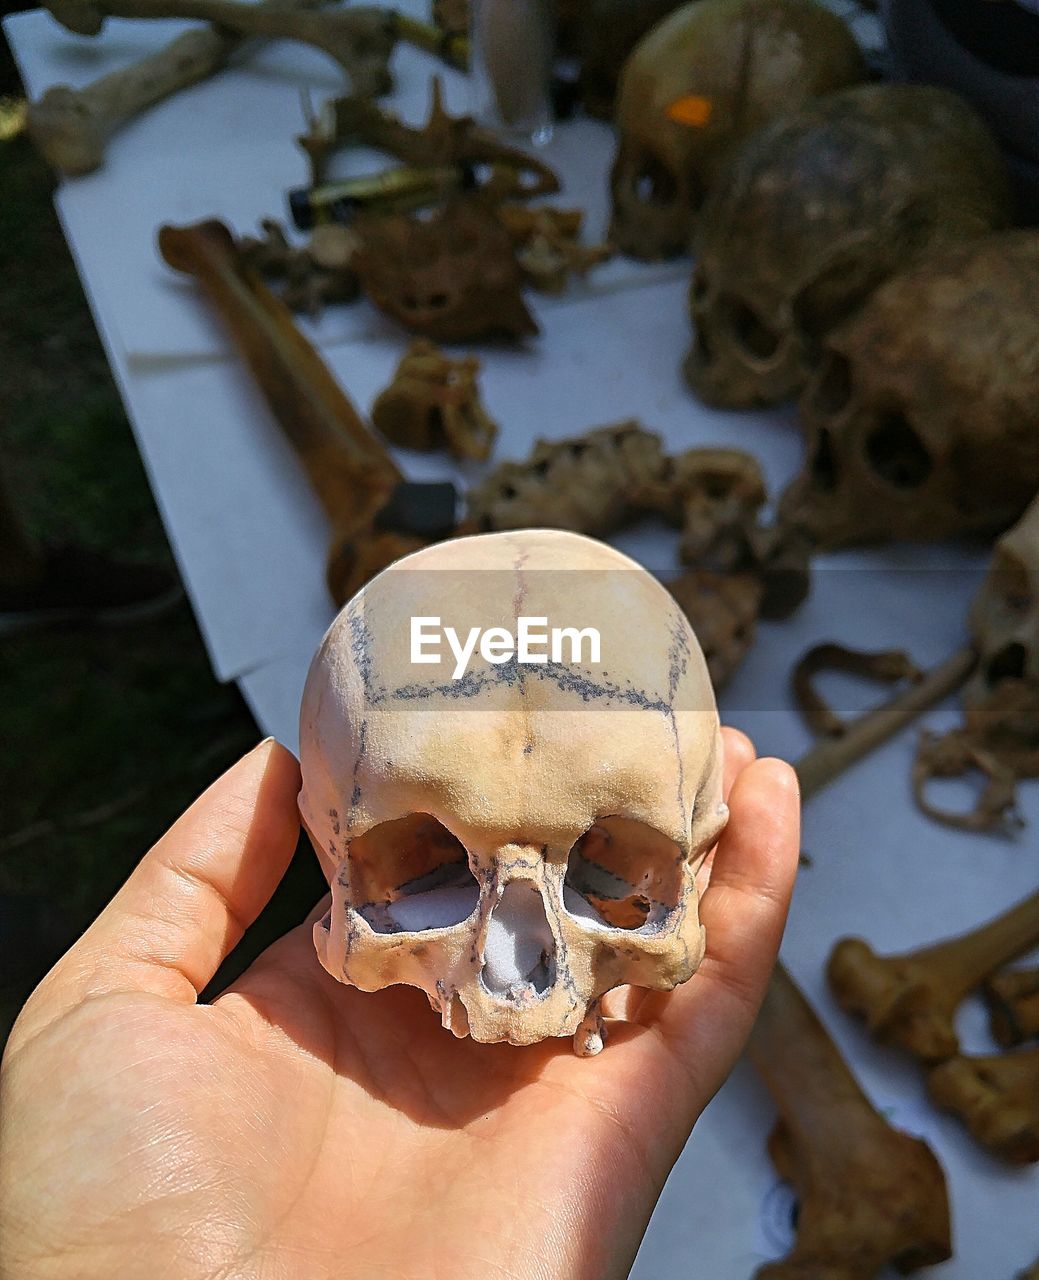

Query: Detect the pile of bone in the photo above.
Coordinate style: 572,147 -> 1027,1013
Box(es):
609,0 -> 1039,558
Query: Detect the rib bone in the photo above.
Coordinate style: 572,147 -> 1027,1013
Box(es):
44,0 -> 397,96
986,966 -> 1039,1048
828,888 -> 1039,1062
749,963 -> 951,1279
928,1045 -> 1039,1164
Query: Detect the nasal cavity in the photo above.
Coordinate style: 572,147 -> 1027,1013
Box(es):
480,882 -> 556,1002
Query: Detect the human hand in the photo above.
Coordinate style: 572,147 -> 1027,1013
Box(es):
0,731 -> 798,1280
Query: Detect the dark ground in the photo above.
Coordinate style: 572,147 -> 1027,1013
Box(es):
0,17 -> 324,1045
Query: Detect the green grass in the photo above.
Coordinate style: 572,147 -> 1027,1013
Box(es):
0,71 -> 323,1034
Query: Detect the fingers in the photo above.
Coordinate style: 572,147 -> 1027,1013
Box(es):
41,740 -> 302,1012
634,758 -> 800,1093
720,726 -> 755,800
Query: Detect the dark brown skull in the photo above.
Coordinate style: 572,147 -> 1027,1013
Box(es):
686,84 -> 1012,407
780,232 -> 1039,549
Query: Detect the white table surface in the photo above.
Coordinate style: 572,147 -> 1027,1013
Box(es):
7,6 -> 1038,1276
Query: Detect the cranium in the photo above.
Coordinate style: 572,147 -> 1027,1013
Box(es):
686,83 -> 1012,408
298,529 -> 727,1055
609,0 -> 865,260
779,232 -> 1039,549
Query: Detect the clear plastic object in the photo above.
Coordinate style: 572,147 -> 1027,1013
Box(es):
470,0 -> 555,144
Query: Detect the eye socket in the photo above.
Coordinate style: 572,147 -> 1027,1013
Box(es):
564,816 -> 684,930
348,813 -> 479,934
630,152 -> 678,206
717,295 -> 780,361
987,642 -> 1027,686
864,412 -> 933,489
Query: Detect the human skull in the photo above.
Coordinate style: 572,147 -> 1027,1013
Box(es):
686,83 -> 1012,408
298,529 -> 727,1055
778,231 -> 1039,549
609,0 -> 865,260
969,491 -> 1039,702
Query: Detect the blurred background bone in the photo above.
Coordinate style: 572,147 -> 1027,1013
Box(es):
42,0 -> 400,93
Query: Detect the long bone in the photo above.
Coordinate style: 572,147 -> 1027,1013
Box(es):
827,888 -> 1039,1064
927,1045 -> 1039,1164
986,966 -> 1039,1048
158,219 -> 458,603
44,0 -> 400,95
743,653 -> 974,1277
28,0 -> 329,176
748,965 -> 952,1279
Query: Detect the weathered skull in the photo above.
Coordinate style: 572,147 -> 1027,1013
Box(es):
969,491 -> 1039,701
913,493 -> 1039,833
298,529 -> 727,1054
609,0 -> 865,260
779,231 -> 1039,549
686,83 -> 1012,407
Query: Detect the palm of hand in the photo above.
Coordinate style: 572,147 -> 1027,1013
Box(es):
1,737 -> 797,1280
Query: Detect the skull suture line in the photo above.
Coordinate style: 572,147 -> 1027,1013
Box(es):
298,529 -> 727,1056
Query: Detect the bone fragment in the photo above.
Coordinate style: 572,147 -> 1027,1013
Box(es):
827,888 -> 1039,1063
792,643 -> 924,738
986,967 -> 1039,1048
748,963 -> 951,1278
913,680 -> 1039,834
371,340 -> 497,462
158,219 -> 412,602
238,219 -> 359,317
29,25 -> 239,175
301,77 -> 559,193
928,1045 -> 1039,1163
744,651 -> 982,1277
667,570 -> 762,691
44,0 -> 397,96
794,646 -> 976,803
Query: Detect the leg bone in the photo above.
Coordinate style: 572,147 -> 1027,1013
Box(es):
45,0 -> 397,96
928,1046 -> 1039,1164
828,888 -> 1039,1063
749,964 -> 951,1278
986,966 -> 1039,1048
